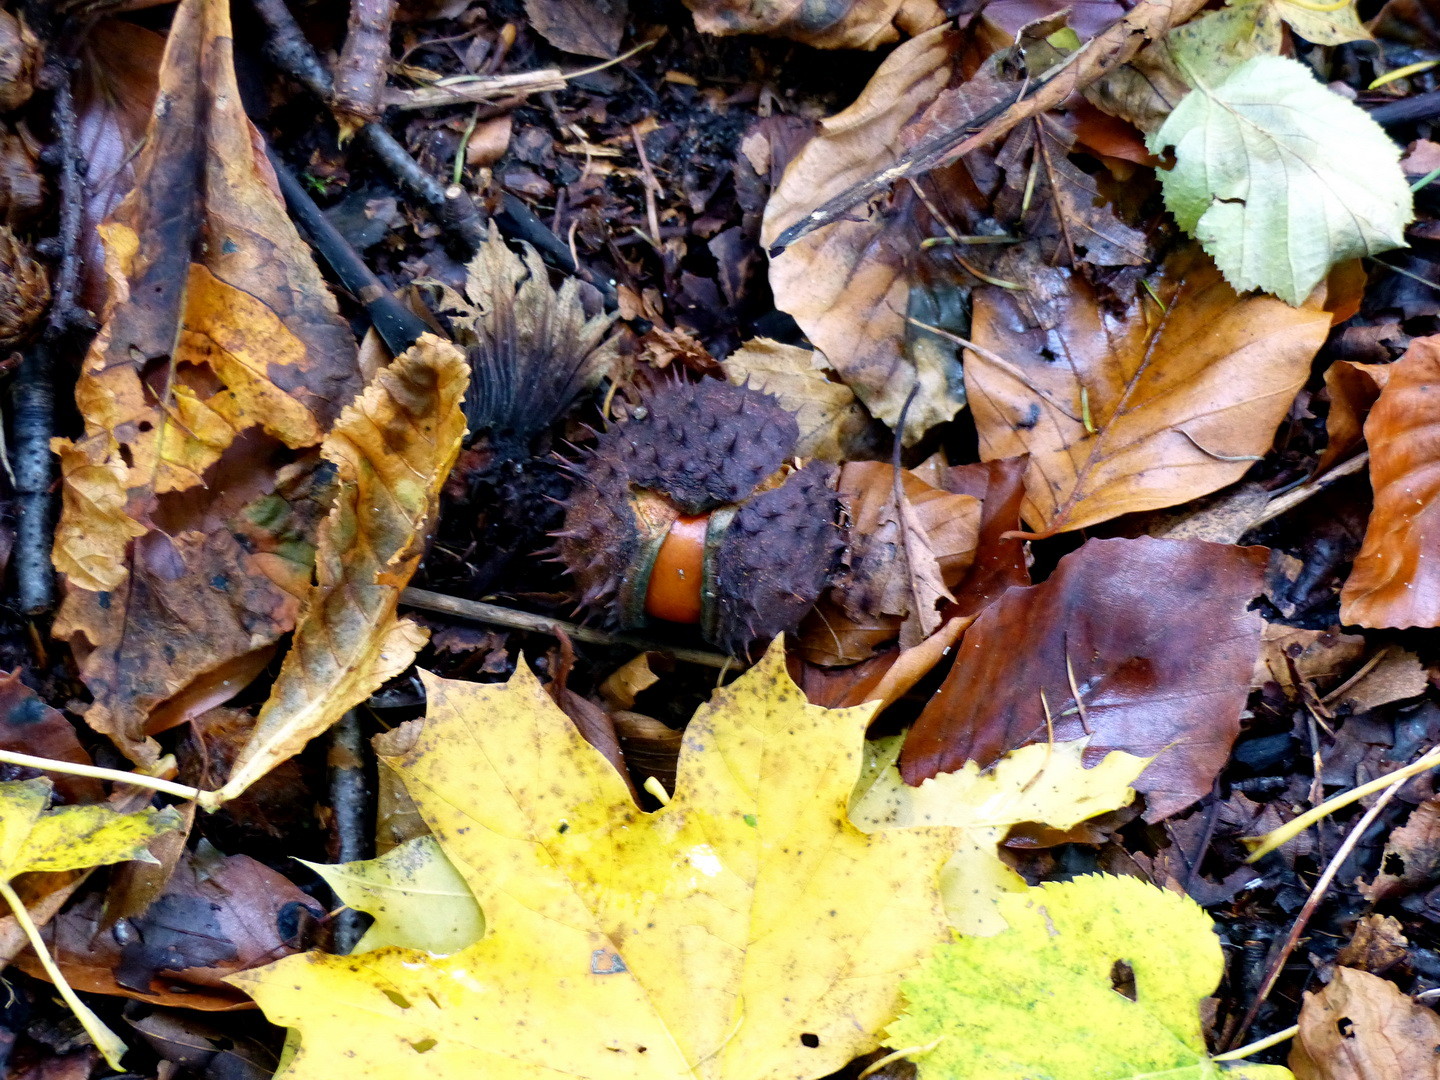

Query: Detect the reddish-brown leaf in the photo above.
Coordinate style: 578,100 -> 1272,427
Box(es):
1341,335 -> 1440,628
1318,359 -> 1391,475
900,537 -> 1268,821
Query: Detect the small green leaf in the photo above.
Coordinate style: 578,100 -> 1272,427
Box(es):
887,874 -> 1294,1080
303,835 -> 484,956
1149,55 -> 1412,306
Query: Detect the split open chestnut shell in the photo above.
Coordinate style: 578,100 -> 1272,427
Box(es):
555,379 -> 844,656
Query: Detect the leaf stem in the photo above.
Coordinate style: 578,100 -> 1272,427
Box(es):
0,750 -> 204,802
0,878 -> 128,1069
1212,1024 -> 1297,1061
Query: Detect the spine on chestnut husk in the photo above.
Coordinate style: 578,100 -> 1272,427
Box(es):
555,378 -> 845,656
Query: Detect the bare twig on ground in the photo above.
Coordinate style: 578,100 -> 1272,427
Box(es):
333,0 -> 398,137
327,710 -> 370,954
400,587 -> 732,669
768,0 -> 1211,254
1250,452 -> 1370,528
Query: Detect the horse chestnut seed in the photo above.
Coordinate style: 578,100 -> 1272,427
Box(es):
555,379 -> 844,655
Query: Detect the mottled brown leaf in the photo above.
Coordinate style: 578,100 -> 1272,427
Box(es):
1290,967 -> 1440,1080
900,537 -> 1268,821
213,336 -> 468,806
685,0 -> 943,49
1362,798 -> 1440,903
52,0 -> 363,763
967,248 -> 1330,535
1341,336 -> 1440,628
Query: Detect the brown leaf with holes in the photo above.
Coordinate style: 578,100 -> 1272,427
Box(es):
1342,336 -> 1440,628
967,247 -> 1330,536
212,336 -> 468,806
1362,798 -> 1440,903
684,0 -> 944,49
1290,967 -> 1440,1080
901,537 -> 1268,821
51,0 -> 363,764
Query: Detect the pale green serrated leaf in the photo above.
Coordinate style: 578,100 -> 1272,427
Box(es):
1149,55 -> 1412,306
850,739 -> 1146,935
303,835 -> 484,955
886,874 -> 1294,1080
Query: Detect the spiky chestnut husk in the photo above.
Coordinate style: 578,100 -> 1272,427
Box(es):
705,463 -> 846,657
589,378 -> 799,515
0,226 -> 48,350
558,379 -> 843,655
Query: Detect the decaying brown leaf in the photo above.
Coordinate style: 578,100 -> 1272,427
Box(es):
901,537 -> 1268,821
1342,336 -> 1440,628
1362,798 -> 1440,903
801,461 -> 980,665
1290,967 -> 1440,1080
1335,915 -> 1409,976
1252,623 -> 1365,697
967,248 -> 1331,536
212,335 -> 469,806
721,338 -> 875,462
525,0 -> 627,58
52,0 -> 363,764
684,0 -> 944,49
763,26 -> 1007,441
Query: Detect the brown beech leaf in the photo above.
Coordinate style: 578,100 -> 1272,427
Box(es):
1290,967 -> 1440,1080
51,0 -> 363,764
801,461 -> 980,664
685,0 -> 944,49
1341,336 -> 1440,628
1361,798 -> 1440,903
1318,359 -> 1390,475
763,26 -> 1008,441
967,248 -> 1330,536
900,537 -> 1268,821
940,455 -> 1030,619
0,671 -> 103,803
212,336 -> 469,806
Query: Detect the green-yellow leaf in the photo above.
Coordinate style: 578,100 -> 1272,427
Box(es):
1149,55 -> 1412,306
0,778 -> 181,879
302,835 -> 483,955
850,738 -> 1147,935
232,641 -> 960,1080
886,874 -> 1294,1080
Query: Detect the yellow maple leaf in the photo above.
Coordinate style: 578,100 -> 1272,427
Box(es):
232,641 -> 958,1080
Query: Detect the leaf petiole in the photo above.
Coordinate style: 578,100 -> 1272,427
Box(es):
0,878 -> 129,1069
0,750 -> 205,803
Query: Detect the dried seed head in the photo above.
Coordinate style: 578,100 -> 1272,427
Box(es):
0,226 -> 49,349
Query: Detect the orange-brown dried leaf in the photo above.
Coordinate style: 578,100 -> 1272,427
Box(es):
967,248 -> 1331,535
213,336 -> 469,806
1290,967 -> 1440,1080
52,0 -> 362,762
1317,359 -> 1390,475
1341,336 -> 1440,628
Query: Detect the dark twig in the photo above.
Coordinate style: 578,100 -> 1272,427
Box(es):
1368,89 -> 1440,129
265,146 -> 431,355
333,0 -> 399,136
327,710 -> 370,955
13,60 -> 90,616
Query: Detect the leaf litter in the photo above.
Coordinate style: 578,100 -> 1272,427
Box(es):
6,0 -> 1440,1077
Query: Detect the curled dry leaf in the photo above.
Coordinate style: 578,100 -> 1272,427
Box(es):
52,0 -> 363,764
1290,967 -> 1440,1080
901,537 -> 1269,822
801,461 -> 980,665
1318,359 -> 1390,475
967,247 -> 1330,536
721,338 -> 874,462
684,0 -> 944,49
212,335 -> 468,807
763,26 -> 1010,441
1341,336 -> 1440,629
